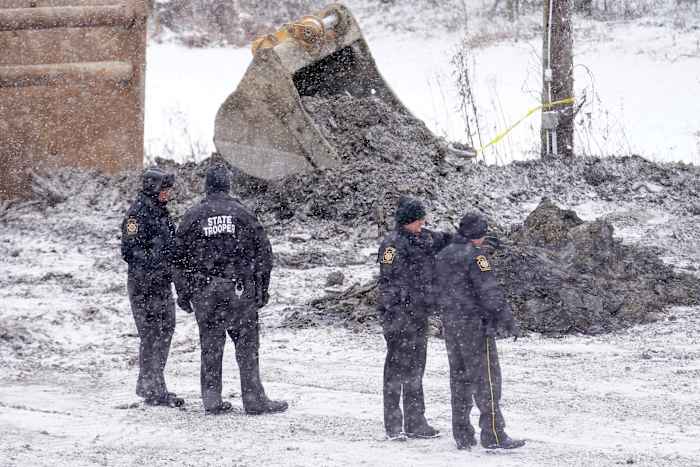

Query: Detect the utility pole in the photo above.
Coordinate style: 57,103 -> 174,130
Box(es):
541,0 -> 574,158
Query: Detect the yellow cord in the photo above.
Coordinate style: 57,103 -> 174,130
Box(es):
485,337 -> 500,445
477,97 -> 576,155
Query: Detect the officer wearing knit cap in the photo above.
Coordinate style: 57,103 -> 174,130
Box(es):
394,197 -> 426,227
434,212 -> 524,451
121,167 -> 184,408
173,162 -> 287,415
376,196 -> 452,440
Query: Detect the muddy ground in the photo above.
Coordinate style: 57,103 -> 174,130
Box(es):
3,113 -> 700,338
3,81 -> 700,465
2,149 -> 700,465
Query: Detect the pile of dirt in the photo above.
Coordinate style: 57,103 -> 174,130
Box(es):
499,199 -> 700,334
5,152 -> 700,337
296,199 -> 700,335
8,94 -> 699,233
5,89 -> 700,338
250,95 -> 447,222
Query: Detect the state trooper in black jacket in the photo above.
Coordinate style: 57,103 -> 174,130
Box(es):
174,163 -> 287,415
434,212 -> 524,450
377,197 -> 452,440
121,167 -> 184,407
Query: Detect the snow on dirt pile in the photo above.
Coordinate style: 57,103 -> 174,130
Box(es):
2,117 -> 700,364
297,198 -> 700,335
252,95 -> 446,222
499,199 -> 700,334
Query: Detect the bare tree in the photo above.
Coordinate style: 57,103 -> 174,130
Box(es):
492,0 -> 521,21
541,0 -> 574,158
575,0 -> 593,15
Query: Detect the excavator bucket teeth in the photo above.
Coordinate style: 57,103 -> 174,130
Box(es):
214,3 -> 414,181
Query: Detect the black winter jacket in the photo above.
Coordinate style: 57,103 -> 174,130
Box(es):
120,192 -> 176,287
376,227 -> 452,332
434,234 -> 515,332
173,192 -> 273,306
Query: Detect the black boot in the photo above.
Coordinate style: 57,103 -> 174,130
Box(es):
145,392 -> 185,408
481,433 -> 525,450
405,424 -> 441,439
385,430 -> 407,442
245,398 -> 288,415
205,401 -> 234,415
455,435 -> 478,450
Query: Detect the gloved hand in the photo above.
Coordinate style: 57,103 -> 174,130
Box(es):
483,319 -> 497,337
505,320 -> 521,341
255,286 -> 269,308
484,317 -> 521,340
482,235 -> 501,251
177,294 -> 193,314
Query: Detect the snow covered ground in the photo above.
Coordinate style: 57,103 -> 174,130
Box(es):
3,4 -> 700,466
145,13 -> 700,165
2,309 -> 700,466
2,177 -> 700,465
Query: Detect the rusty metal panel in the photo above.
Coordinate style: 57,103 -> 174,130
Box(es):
0,0 -> 148,199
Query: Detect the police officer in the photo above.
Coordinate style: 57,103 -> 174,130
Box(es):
434,212 -> 524,450
174,163 -> 287,415
121,167 -> 184,407
376,196 -> 452,440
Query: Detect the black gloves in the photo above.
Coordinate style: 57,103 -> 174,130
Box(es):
255,286 -> 269,308
482,235 -> 501,251
484,317 -> 521,340
177,294 -> 193,314
505,319 -> 521,339
254,271 -> 270,308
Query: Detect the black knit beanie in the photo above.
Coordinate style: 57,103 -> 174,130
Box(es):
458,212 -> 488,239
395,196 -> 426,226
206,163 -> 231,194
142,167 -> 174,197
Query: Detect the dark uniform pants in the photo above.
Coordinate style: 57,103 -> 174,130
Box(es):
192,278 -> 266,411
128,276 -> 175,399
443,316 -> 506,445
383,320 -> 429,433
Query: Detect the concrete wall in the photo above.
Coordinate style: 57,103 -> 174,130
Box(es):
0,0 -> 148,199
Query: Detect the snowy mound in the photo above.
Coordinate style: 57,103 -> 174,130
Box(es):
501,199 -> 699,334
296,199 -> 700,335
255,95 -> 446,222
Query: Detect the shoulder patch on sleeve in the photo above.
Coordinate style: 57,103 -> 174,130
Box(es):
475,255 -> 492,272
125,217 -> 139,236
381,246 -> 397,264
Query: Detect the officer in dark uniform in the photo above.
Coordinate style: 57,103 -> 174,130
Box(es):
376,196 -> 452,440
434,212 -> 524,450
174,163 -> 287,415
121,167 -> 184,407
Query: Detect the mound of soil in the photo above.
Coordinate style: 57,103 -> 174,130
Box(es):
251,95 -> 447,222
499,199 -> 700,334
5,92 -> 700,337
297,199 -> 700,335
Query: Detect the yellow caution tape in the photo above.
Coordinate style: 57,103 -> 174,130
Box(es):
476,97 -> 575,154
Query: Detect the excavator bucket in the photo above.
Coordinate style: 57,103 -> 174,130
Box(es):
214,3 -> 414,181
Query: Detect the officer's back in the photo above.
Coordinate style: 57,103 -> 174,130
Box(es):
435,240 -> 485,319
175,164 -> 272,306
434,213 -> 514,332
173,163 -> 284,415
